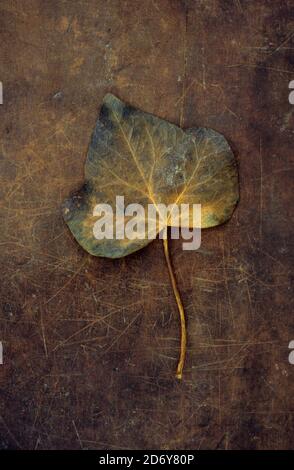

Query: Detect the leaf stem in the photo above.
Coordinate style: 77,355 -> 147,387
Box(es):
163,235 -> 187,380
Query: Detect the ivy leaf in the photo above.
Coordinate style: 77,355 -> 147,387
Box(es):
62,94 -> 239,379
62,94 -> 239,259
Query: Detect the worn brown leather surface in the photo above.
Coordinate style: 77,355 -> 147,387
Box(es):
0,0 -> 293,449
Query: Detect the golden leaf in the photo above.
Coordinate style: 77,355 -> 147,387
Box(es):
62,93 -> 239,379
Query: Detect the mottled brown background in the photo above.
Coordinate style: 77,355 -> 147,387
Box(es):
0,0 -> 293,450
